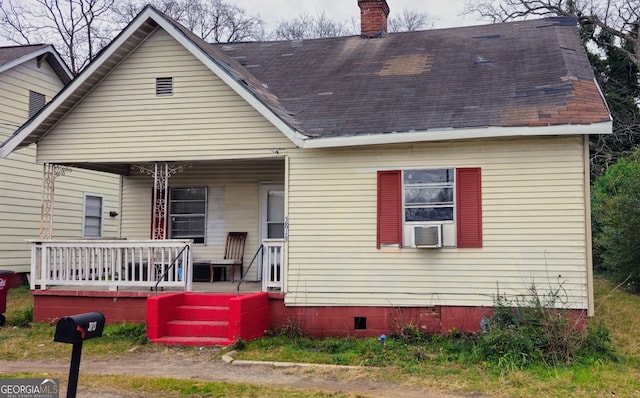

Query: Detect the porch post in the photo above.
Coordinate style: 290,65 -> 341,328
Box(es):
40,163 -> 71,239
152,162 -> 169,240
133,162 -> 191,240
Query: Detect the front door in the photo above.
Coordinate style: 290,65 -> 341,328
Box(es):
259,184 -> 284,279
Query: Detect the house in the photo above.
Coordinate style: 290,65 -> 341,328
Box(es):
0,44 -> 121,282
0,0 -> 611,342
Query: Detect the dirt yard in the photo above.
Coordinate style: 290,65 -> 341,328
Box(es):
0,347 -> 475,397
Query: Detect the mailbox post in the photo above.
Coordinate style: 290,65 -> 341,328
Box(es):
54,312 -> 105,398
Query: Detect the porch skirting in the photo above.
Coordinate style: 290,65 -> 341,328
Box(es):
32,289 -> 157,324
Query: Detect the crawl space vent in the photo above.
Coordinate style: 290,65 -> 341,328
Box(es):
156,77 -> 173,96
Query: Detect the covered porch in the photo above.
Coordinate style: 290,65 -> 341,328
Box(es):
29,159 -> 288,336
34,157 -> 288,290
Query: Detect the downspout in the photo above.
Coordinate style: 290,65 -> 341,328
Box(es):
584,135 -> 595,317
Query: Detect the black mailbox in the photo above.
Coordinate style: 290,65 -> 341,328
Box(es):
54,312 -> 105,344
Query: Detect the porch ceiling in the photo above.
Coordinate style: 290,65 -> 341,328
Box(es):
59,157 -> 286,176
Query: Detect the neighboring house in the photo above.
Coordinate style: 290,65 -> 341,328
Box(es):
0,1 -> 611,339
0,45 -> 121,275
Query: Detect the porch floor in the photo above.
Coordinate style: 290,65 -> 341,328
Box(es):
41,281 -> 262,294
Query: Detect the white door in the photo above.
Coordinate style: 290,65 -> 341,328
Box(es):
259,184 -> 284,279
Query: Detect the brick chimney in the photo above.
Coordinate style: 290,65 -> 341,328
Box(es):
358,0 -> 390,38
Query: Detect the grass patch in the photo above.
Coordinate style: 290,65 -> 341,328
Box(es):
1,372 -> 349,397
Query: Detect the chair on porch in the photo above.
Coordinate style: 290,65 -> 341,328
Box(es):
210,232 -> 247,283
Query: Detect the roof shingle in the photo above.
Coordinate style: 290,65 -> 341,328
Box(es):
215,17 -> 609,138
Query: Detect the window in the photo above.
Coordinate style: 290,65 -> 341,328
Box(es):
28,90 -> 46,118
169,187 -> 206,244
404,169 -> 454,222
156,77 -> 173,96
377,168 -> 482,248
83,194 -> 103,238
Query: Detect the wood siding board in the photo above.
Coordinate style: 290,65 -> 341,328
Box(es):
284,136 -> 590,310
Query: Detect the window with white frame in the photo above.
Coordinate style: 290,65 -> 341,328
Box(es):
403,169 -> 454,223
83,194 -> 103,238
169,187 -> 206,244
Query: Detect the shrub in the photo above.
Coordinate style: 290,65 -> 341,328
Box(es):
592,149 -> 640,291
478,284 -> 615,370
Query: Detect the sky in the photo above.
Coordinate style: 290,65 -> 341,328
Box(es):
0,0 -> 486,47
240,0 -> 485,30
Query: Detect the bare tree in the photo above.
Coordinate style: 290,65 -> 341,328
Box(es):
273,10 -> 352,40
463,0 -> 640,70
113,0 -> 266,43
274,7 -> 436,40
0,0 -> 265,75
0,0 -> 116,74
388,9 -> 437,32
464,0 -> 640,176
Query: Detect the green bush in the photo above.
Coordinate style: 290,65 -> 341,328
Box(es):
478,285 -> 616,371
592,149 -> 640,291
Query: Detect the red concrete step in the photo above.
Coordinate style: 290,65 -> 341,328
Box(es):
175,305 -> 229,322
166,320 -> 229,338
146,292 -> 269,347
183,293 -> 232,307
151,336 -> 235,346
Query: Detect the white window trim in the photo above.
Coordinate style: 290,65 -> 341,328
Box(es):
401,167 -> 457,248
402,167 -> 456,225
168,186 -> 207,245
82,193 -> 104,238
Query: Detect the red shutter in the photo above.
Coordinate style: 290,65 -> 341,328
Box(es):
456,168 -> 482,248
377,170 -> 402,248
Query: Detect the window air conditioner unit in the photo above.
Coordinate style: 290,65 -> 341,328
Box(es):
413,225 -> 442,248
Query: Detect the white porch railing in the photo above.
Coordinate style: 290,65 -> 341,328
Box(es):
31,239 -> 193,291
262,239 -> 284,292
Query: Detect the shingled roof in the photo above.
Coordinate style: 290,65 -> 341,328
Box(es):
216,16 -> 610,139
0,44 -> 72,84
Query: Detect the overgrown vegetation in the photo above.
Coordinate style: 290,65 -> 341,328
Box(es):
238,284 -> 616,375
476,285 -> 616,371
592,149 -> 640,292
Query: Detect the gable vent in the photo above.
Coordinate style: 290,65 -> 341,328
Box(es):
29,90 -> 46,118
156,77 -> 173,96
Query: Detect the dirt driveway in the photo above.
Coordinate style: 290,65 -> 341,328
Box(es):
0,347 -> 477,397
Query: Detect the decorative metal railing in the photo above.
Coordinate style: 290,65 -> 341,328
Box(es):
262,239 -> 284,292
30,240 -> 193,291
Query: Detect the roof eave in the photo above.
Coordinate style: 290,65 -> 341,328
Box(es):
300,121 -> 614,149
0,45 -> 72,83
